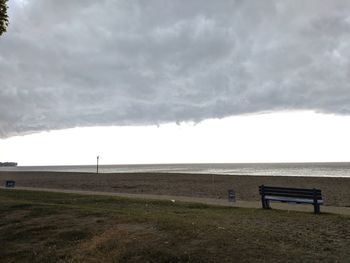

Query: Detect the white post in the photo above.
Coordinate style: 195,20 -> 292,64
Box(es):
96,156 -> 99,174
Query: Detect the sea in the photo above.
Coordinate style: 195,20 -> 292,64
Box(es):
1,163 -> 350,178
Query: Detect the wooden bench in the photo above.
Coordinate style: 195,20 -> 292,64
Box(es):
259,185 -> 323,214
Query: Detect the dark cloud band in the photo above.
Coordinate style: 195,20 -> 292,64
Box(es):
1,0 -> 350,137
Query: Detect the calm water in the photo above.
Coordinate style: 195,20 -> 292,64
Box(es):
1,163 -> 350,177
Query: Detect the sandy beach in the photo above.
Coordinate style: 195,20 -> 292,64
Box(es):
1,171 -> 349,207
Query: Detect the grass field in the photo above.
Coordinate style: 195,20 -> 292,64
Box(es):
0,189 -> 349,263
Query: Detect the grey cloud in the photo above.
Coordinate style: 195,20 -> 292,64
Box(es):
1,0 -> 350,137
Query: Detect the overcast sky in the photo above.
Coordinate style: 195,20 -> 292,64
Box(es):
1,0 -> 350,138
1,1 -> 350,164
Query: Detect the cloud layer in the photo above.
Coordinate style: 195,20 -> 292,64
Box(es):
1,0 -> 350,137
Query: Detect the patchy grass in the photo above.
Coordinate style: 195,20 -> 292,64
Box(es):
0,189 -> 349,263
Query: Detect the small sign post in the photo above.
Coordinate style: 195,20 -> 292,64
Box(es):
228,189 -> 236,202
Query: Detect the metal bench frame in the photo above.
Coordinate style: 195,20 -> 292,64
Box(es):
259,185 -> 323,214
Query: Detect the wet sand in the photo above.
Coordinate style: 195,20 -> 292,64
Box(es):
1,171 -> 349,207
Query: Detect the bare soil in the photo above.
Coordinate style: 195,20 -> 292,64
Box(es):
1,171 -> 349,206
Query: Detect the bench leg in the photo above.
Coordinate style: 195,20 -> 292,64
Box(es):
261,198 -> 271,209
261,197 -> 266,209
314,204 -> 320,214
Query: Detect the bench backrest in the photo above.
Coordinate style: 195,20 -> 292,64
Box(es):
259,185 -> 322,200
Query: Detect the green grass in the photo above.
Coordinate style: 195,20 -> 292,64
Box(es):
0,189 -> 349,263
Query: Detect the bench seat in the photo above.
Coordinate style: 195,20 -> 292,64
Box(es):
265,195 -> 324,204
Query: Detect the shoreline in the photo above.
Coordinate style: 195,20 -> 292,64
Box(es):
2,169 -> 350,178
1,171 -> 350,207
2,161 -> 350,178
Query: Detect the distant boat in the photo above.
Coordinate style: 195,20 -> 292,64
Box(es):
0,162 -> 18,167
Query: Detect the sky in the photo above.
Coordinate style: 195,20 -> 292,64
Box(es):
1,1 -> 350,165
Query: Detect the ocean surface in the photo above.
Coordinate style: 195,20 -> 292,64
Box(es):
1,163 -> 350,177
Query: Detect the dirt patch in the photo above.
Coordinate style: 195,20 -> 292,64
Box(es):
74,223 -> 168,263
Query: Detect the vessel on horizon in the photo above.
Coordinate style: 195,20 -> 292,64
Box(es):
0,162 -> 18,167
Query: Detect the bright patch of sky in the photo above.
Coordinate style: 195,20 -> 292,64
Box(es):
1,111 -> 349,165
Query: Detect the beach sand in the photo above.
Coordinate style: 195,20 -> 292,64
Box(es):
1,171 -> 349,207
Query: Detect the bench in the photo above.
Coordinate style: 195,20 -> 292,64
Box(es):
5,180 -> 16,188
259,185 -> 323,214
